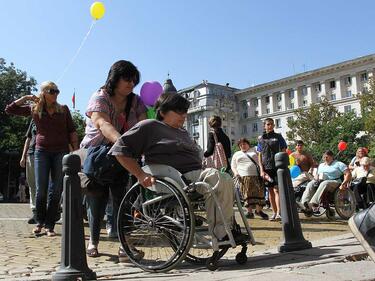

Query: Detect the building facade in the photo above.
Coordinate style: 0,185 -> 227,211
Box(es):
179,54 -> 375,148
178,81 -> 239,151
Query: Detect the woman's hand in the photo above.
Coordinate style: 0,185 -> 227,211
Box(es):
137,171 -> 156,188
16,95 -> 39,105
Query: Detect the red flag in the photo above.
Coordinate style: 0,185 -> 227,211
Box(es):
72,89 -> 76,109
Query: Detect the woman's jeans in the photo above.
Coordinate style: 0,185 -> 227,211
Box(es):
34,149 -> 66,230
82,173 -> 128,245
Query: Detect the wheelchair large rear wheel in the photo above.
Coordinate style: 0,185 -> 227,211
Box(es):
334,188 -> 356,220
117,180 -> 195,272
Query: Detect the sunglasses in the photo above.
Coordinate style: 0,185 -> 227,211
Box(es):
46,89 -> 60,95
173,109 -> 188,115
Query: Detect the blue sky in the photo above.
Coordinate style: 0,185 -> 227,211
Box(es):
1,0 -> 375,113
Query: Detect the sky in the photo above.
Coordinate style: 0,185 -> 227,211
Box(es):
1,0 -> 375,114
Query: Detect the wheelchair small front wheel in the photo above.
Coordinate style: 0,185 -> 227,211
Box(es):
235,252 -> 247,265
206,257 -> 218,271
326,207 -> 336,220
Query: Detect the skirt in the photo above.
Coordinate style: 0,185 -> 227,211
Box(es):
240,175 -> 265,207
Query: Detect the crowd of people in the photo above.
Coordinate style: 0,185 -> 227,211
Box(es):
5,59 -> 375,263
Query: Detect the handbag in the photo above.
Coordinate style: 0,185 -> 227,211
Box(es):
82,145 -> 128,186
202,131 -> 228,170
243,151 -> 264,185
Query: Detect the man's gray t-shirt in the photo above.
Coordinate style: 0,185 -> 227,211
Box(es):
109,119 -> 202,174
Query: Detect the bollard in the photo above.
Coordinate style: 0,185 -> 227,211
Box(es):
52,154 -> 96,281
275,152 -> 312,253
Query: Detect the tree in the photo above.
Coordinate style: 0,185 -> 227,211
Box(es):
286,98 -> 364,163
71,110 -> 86,143
0,58 -> 37,151
358,77 -> 375,158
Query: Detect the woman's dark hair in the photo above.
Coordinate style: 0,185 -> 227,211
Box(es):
208,115 -> 222,129
154,93 -> 190,121
237,138 -> 250,147
103,60 -> 140,96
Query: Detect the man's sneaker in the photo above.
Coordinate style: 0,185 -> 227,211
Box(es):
106,224 -> 118,239
255,210 -> 269,220
348,204 -> 375,262
275,214 -> 282,221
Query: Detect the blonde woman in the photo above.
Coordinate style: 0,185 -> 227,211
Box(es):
5,81 -> 78,236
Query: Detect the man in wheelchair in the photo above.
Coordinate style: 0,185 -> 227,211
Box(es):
108,93 -> 242,243
298,150 -> 351,212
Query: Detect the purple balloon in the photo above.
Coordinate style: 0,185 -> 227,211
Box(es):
140,81 -> 163,106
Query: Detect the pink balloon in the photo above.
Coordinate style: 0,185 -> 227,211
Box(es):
140,81 -> 163,106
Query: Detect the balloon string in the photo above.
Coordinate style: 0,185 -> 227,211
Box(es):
57,20 -> 96,83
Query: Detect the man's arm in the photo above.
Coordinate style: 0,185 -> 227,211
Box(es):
339,169 -> 352,189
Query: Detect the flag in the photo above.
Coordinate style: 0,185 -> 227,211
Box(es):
72,89 -> 76,109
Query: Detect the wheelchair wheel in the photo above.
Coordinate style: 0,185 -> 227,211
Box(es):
334,188 -> 356,220
326,207 -> 336,220
117,180 -> 195,272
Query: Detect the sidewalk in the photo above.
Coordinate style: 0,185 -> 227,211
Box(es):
0,203 -> 373,281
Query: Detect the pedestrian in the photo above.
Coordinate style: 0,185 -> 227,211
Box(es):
290,140 -> 315,188
204,115 -> 232,172
20,119 -> 37,223
231,138 -> 268,219
257,118 -> 287,221
5,81 -> 78,237
80,60 -> 147,259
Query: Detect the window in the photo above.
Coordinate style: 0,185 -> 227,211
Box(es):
193,119 -> 199,126
344,105 -> 352,113
345,76 -> 352,86
252,98 -> 259,106
289,103 -> 294,109
287,116 -> 294,122
360,72 -> 368,82
276,94 -> 282,101
241,100 -> 247,110
223,126 -> 227,133
303,100 -> 308,106
301,87 -> 307,96
329,80 -> 336,89
275,119 -> 281,128
277,105 -> 282,111
242,125 -> 247,134
266,108 -> 270,114
289,90 -> 294,99
314,83 -> 321,92
252,123 -> 258,132
345,90 -> 352,98
242,112 -> 248,119
254,110 -> 259,116
330,94 -> 336,101
265,96 -> 270,104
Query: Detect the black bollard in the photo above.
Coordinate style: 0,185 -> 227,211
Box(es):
275,152 -> 312,253
52,154 -> 96,281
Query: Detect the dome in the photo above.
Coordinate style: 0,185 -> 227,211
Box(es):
163,78 -> 177,94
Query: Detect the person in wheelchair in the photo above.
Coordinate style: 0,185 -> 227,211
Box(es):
299,150 -> 351,212
109,93 -> 242,242
351,157 -> 375,210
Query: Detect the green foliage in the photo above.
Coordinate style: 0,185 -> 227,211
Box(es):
71,110 -> 86,143
287,98 -> 365,164
0,58 -> 37,152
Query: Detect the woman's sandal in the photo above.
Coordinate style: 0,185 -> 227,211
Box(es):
32,225 -> 43,234
86,247 -> 99,258
46,229 -> 56,237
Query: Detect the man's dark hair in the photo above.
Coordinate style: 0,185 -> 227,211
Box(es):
324,150 -> 334,157
264,118 -> 274,124
296,140 -> 304,146
103,60 -> 140,96
154,93 -> 190,121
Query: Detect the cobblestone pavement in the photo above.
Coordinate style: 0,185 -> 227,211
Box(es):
0,203 -> 350,280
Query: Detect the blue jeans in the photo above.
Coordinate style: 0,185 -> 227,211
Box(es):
82,173 -> 128,245
34,149 -> 66,230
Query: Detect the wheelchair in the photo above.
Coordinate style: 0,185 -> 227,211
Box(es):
296,180 -> 356,220
117,164 -> 255,272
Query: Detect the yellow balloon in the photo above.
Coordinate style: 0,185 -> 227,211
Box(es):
90,2 -> 105,20
288,155 -> 295,167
